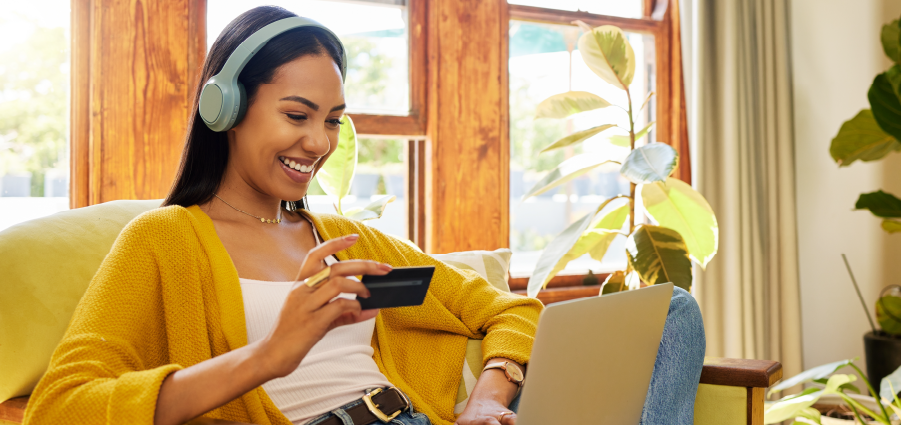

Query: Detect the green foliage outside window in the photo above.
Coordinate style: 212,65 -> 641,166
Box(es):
0,16 -> 69,197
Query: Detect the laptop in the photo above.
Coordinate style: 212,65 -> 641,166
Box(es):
516,283 -> 674,425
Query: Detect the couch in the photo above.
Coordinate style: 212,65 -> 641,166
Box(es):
0,200 -> 782,425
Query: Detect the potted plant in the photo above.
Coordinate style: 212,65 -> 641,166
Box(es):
764,359 -> 901,424
522,21 -> 718,297
829,15 -> 901,388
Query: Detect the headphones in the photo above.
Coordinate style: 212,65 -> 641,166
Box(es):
198,17 -> 348,132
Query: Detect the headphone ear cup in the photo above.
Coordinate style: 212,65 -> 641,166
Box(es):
233,82 -> 248,128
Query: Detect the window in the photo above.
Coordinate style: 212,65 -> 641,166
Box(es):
306,137 -> 408,238
507,0 -> 643,19
0,1 -> 71,232
207,1 -> 424,241
507,0 -> 670,284
207,0 -> 411,115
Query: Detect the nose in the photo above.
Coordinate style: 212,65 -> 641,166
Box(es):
301,127 -> 331,158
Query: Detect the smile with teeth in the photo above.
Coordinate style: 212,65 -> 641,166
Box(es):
279,156 -> 315,173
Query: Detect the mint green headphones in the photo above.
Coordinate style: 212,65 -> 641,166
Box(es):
198,17 -> 348,132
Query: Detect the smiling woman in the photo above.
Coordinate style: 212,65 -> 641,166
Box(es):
21,6 -> 543,425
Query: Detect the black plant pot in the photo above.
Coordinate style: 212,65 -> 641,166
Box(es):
864,331 -> 901,390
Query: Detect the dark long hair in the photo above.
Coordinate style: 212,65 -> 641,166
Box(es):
162,6 -> 345,210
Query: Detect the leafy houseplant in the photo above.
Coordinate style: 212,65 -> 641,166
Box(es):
829,14 -> 901,393
830,18 -> 901,232
314,115 -> 395,221
523,21 -> 719,297
764,359 -> 901,424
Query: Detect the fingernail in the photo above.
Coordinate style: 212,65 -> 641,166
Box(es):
379,263 -> 393,272
344,234 -> 359,242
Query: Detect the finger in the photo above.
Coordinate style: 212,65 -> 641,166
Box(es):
501,413 -> 517,425
358,309 -> 379,322
308,277 -> 370,308
318,298 -> 363,329
294,234 -> 359,281
329,260 -> 392,278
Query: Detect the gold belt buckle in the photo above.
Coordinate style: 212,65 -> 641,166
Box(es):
362,388 -> 403,423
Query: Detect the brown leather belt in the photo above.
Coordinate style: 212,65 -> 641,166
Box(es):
317,387 -> 410,425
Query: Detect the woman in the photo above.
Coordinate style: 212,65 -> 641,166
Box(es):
23,6 -> 704,425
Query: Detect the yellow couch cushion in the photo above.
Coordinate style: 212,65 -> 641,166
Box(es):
0,200 -> 160,402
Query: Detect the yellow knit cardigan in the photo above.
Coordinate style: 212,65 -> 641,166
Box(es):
22,205 -> 543,425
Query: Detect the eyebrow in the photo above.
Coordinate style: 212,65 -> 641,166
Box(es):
279,96 -> 346,112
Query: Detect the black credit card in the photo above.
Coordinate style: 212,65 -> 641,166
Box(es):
359,266 -> 434,310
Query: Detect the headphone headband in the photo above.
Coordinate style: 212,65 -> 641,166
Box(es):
199,17 -> 347,132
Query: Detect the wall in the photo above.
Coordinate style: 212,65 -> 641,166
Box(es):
791,0 -> 901,375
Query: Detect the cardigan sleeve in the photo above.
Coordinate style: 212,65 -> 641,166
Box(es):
341,221 -> 545,367
23,214 -> 183,425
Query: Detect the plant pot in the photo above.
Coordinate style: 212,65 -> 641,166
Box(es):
864,331 -> 901,388
814,394 -> 900,424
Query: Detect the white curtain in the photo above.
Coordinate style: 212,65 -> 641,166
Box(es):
682,0 -> 804,381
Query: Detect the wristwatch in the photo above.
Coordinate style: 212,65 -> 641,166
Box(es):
483,361 -> 525,387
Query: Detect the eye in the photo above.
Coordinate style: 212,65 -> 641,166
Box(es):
286,113 -> 306,121
325,118 -> 345,129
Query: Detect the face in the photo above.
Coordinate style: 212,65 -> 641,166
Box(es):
227,54 -> 345,202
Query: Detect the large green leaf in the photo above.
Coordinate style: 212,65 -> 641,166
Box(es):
883,219 -> 901,233
642,178 -> 719,269
855,190 -> 901,218
768,358 -> 854,395
868,73 -> 901,141
887,65 -> 901,100
527,198 -> 627,297
600,271 -> 627,295
316,115 -> 357,214
344,195 -> 396,221
882,19 -> 901,64
587,203 -> 630,261
620,142 -> 678,184
535,91 -> 612,120
523,154 -> 618,200
540,124 -> 617,153
577,24 -> 635,89
829,110 -> 901,166
880,365 -> 901,401
625,225 -> 693,291
876,294 -> 901,336
609,121 -> 656,148
764,388 -> 824,424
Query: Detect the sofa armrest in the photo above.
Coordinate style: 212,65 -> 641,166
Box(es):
695,357 -> 783,425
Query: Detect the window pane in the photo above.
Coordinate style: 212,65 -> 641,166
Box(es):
509,21 -> 654,278
307,138 -> 407,239
0,1 -> 71,232
507,0 -> 642,19
207,0 -> 410,115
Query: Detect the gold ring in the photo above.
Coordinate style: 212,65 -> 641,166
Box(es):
498,411 -> 514,422
302,266 -> 331,288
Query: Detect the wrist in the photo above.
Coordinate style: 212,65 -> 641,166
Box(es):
250,338 -> 291,381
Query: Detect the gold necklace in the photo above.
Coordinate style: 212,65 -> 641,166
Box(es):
214,194 -> 282,224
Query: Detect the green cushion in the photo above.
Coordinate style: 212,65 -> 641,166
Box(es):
0,200 -> 161,402
431,248 -> 513,414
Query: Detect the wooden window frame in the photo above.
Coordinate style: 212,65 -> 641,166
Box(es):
347,0 -> 428,137
505,0 -> 690,304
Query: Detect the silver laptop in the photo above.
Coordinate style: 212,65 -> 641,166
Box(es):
516,283 -> 674,425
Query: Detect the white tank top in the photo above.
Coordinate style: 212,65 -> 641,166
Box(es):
238,222 -> 391,424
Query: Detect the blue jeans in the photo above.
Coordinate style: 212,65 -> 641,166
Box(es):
508,286 -> 706,425
308,288 -> 706,425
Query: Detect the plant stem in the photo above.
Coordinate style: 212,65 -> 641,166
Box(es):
850,362 -> 892,421
626,87 -> 636,233
839,392 -> 890,424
